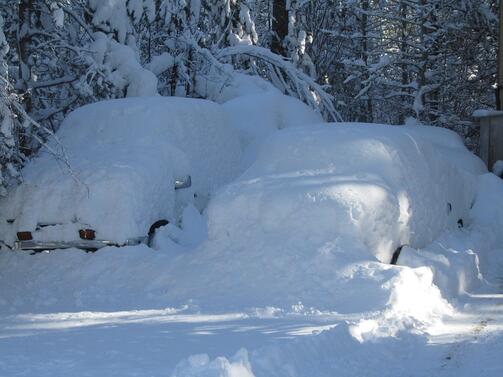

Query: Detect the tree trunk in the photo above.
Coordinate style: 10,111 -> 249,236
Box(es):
497,0 -> 503,110
360,0 -> 373,122
17,0 -> 32,113
272,0 -> 288,55
398,0 -> 409,124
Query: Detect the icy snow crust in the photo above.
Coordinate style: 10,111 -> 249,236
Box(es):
0,97 -> 241,244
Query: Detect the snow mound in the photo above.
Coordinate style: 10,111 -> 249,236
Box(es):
399,244 -> 482,298
223,93 -> 322,147
153,204 -> 208,250
172,349 -> 255,377
196,68 -> 279,104
208,124 -> 480,263
0,97 -> 241,243
493,160 -> 503,178
175,323 -> 436,377
350,266 -> 453,341
471,173 -> 503,237
132,125 -> 482,313
223,93 -> 323,169
0,122 -> 485,318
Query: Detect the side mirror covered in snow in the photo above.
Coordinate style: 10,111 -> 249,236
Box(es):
175,175 -> 192,190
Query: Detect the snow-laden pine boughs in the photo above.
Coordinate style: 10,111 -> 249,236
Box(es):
285,0 -> 316,78
0,0 -> 338,134
137,0 -> 336,117
87,32 -> 158,98
268,0 -> 497,144
0,0 -> 497,181
89,0 -> 155,43
0,16 -> 22,195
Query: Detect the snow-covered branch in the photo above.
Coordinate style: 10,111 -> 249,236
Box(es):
217,45 -> 341,121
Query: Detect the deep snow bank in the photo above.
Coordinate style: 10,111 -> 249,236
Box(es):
0,122 -> 484,318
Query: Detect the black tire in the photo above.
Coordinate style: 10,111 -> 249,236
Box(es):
390,245 -> 405,265
147,219 -> 170,247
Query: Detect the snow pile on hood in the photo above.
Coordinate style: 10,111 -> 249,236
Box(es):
0,97 -> 241,243
207,124 -> 483,264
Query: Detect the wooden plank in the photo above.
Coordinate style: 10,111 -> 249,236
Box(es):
490,117 -> 503,169
479,117 -> 490,166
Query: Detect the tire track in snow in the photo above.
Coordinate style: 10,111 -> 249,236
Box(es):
438,274 -> 503,373
439,318 -> 490,370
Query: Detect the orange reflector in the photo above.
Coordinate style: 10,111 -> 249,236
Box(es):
79,229 -> 96,240
17,231 -> 33,241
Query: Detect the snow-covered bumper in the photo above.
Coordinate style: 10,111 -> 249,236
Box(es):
14,237 -> 148,251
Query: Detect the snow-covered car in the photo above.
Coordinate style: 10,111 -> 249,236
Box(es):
206,123 -> 486,264
0,97 -> 241,251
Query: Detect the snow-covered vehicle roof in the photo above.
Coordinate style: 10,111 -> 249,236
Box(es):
206,123 -> 486,263
0,97 -> 241,247
223,92 -> 323,148
222,92 -> 323,169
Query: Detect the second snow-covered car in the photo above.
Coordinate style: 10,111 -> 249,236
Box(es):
205,123 -> 486,264
0,97 -> 241,251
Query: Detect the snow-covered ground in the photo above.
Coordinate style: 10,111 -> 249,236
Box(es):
0,239 -> 502,377
1,99 -> 503,376
1,298 -> 502,377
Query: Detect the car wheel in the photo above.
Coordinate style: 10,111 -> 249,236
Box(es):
147,219 -> 170,247
390,245 -> 405,265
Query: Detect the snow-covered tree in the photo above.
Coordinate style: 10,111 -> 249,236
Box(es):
0,14 -> 22,195
261,0 -> 497,141
269,0 -> 316,77
0,0 -> 497,180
